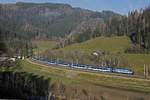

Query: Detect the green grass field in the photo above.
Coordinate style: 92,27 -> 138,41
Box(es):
21,60 -> 150,93
34,36 -> 150,75
18,36 -> 150,93
59,36 -> 131,53
54,36 -> 150,75
124,54 -> 150,74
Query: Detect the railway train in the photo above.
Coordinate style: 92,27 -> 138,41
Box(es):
32,56 -> 134,75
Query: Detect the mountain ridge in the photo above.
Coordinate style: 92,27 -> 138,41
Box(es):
0,2 -> 122,39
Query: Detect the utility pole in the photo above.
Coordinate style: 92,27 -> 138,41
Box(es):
127,14 -> 128,35
144,64 -> 149,78
144,64 -> 146,78
37,47 -> 40,59
146,66 -> 148,77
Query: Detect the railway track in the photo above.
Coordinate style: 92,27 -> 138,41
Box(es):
26,58 -> 150,82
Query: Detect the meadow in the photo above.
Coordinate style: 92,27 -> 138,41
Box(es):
21,59 -> 150,93
39,36 -> 150,75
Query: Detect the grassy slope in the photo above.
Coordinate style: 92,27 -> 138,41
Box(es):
56,36 -> 150,74
19,36 -> 150,93
32,40 -> 57,54
21,60 -> 150,93
124,54 -> 150,74
59,36 -> 131,53
33,37 -> 150,74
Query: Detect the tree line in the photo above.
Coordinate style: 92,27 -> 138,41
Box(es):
0,27 -> 33,57
73,7 -> 150,53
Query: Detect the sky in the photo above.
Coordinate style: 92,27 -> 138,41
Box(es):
0,0 -> 150,15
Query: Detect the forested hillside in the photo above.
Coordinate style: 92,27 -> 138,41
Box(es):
0,30 -> 6,55
0,2 -> 120,39
0,2 -> 122,56
0,2 -> 150,56
71,7 -> 150,52
127,8 -> 150,52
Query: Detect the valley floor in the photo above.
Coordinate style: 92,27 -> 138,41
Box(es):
21,59 -> 150,94
26,36 -> 150,99
36,36 -> 150,75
